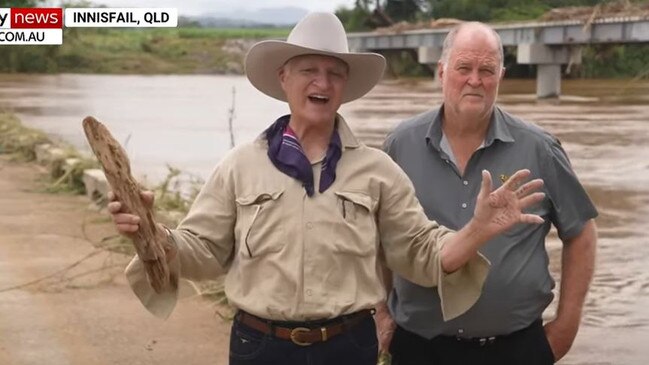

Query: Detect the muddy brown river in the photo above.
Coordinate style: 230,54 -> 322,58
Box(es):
1,75 -> 647,364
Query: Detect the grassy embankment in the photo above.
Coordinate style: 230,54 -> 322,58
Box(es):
0,111 -> 231,306
0,27 -> 290,74
0,111 -> 205,224
0,112 -> 97,193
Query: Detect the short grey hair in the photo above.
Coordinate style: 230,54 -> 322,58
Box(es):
440,22 -> 504,70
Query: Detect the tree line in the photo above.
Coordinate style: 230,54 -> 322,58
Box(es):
334,0 -> 649,79
336,0 -> 631,30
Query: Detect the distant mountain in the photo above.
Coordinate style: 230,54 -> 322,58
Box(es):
191,6 -> 309,27
185,16 -> 271,28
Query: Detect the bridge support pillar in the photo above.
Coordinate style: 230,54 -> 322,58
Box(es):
418,46 -> 442,64
517,43 -> 581,99
536,65 -> 561,99
417,46 -> 442,82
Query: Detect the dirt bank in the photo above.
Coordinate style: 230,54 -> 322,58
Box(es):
0,156 -> 230,365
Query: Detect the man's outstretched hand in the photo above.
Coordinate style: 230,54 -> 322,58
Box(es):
441,169 -> 545,273
473,169 -> 545,239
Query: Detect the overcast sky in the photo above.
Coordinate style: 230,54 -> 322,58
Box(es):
87,0 -> 357,16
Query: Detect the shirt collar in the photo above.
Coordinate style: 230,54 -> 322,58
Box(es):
256,113 -> 361,150
425,105 -> 515,151
334,114 -> 361,150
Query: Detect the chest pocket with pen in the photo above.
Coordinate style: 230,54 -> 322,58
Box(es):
333,191 -> 377,256
235,190 -> 285,258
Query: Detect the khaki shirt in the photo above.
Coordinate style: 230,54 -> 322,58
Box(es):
125,115 -> 489,322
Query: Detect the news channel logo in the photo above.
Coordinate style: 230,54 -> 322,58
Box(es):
0,7 -> 178,45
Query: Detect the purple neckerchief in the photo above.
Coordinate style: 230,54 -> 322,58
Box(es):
265,115 -> 342,197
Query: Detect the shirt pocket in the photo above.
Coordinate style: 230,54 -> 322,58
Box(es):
235,190 -> 285,258
332,191 -> 377,257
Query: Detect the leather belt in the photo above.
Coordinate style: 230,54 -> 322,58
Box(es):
441,319 -> 543,347
236,309 -> 373,346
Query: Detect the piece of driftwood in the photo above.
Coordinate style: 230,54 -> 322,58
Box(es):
82,116 -> 170,293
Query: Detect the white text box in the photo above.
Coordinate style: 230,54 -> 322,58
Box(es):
0,8 -> 10,29
65,8 -> 177,27
0,28 -> 62,45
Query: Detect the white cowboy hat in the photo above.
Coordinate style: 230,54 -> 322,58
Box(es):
244,12 -> 386,103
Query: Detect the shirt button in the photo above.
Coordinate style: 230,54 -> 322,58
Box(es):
306,289 -> 313,296
463,180 -> 468,186
306,222 -> 313,229
461,203 -> 467,209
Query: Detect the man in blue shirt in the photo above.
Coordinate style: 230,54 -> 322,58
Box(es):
378,22 -> 598,365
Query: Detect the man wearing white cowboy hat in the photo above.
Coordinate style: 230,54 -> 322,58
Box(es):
108,12 -> 546,365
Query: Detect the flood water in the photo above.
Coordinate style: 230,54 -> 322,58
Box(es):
1,74 -> 647,364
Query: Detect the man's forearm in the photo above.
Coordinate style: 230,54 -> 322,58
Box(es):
556,220 -> 597,323
440,219 -> 489,273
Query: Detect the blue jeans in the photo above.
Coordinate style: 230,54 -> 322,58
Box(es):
229,314 -> 378,365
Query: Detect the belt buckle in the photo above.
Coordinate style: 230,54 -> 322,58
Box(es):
290,327 -> 312,346
478,336 -> 497,346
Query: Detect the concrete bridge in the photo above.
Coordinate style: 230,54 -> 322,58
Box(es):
348,16 -> 649,98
